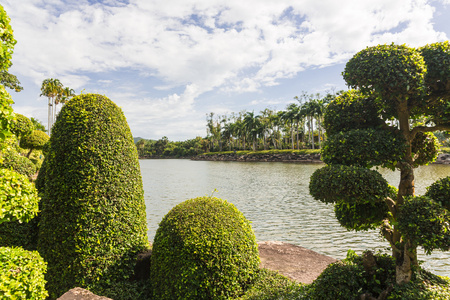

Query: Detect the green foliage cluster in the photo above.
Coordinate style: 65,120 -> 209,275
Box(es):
1,151 -> 36,177
322,128 -> 406,168
0,168 -> 39,224
238,269 -> 306,300
426,176 -> 450,209
323,90 -> 384,135
309,164 -> 391,205
150,196 -> 260,300
343,44 -> 427,116
307,251 -> 396,299
0,246 -> 48,299
19,129 -> 49,158
420,42 -> 450,104
0,85 -> 14,142
0,5 -> 15,72
10,113 -> 33,139
37,93 -> 149,298
136,136 -> 205,158
306,250 -> 450,300
19,130 -> 49,151
411,132 -> 440,167
398,196 -> 450,254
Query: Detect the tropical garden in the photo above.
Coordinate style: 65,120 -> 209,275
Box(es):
1,2 -> 450,299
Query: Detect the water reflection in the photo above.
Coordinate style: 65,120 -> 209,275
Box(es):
140,159 -> 450,276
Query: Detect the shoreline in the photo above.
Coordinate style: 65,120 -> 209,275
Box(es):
140,152 -> 450,165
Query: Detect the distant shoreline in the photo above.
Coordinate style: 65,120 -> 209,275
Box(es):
139,152 -> 450,165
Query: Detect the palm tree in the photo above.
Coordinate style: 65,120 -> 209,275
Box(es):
243,111 -> 261,151
40,78 -> 63,135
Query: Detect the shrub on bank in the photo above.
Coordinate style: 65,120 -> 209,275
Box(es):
150,196 -> 260,300
306,250 -> 450,299
37,93 -> 149,298
1,151 -> 36,177
239,268 -> 306,300
0,246 -> 48,299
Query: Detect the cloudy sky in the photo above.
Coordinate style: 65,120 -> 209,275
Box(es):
4,0 -> 450,141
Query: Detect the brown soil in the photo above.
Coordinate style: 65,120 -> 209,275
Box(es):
258,241 -> 338,284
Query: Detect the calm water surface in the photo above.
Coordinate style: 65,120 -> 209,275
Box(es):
140,159 -> 450,277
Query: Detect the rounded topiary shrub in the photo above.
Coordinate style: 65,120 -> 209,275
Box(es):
150,196 -> 260,300
37,93 -> 149,298
1,151 -> 36,177
10,113 -> 33,139
0,168 -> 39,224
0,246 -> 48,299
19,130 -> 49,158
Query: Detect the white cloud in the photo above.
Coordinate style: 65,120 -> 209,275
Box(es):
4,0 -> 449,139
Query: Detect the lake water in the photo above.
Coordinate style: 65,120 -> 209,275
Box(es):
140,159 -> 450,277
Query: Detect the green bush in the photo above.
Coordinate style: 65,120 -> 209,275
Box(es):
306,250 -> 450,300
398,196 -> 450,254
307,251 -> 396,300
0,168 -> 39,224
239,268 -> 306,300
10,113 -> 33,139
1,151 -> 36,177
322,128 -> 406,169
309,164 -> 391,205
19,130 -> 49,158
0,218 -> 38,250
37,93 -> 149,298
150,196 -> 260,300
0,246 -> 48,299
426,176 -> 450,210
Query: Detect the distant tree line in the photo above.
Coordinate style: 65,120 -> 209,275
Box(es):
136,136 -> 207,158
205,91 -> 340,152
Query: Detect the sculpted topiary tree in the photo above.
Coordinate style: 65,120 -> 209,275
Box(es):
37,93 -> 149,298
19,129 -> 49,158
309,42 -> 450,285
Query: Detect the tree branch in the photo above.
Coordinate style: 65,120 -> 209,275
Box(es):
411,124 -> 450,139
384,197 -> 396,217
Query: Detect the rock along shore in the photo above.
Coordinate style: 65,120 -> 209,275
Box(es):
191,152 -> 323,163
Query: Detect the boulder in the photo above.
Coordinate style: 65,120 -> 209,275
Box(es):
57,288 -> 112,300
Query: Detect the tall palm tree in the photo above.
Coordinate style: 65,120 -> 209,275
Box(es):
243,111 -> 261,151
40,78 -> 63,135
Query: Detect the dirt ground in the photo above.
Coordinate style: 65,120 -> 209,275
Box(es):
258,241 -> 338,284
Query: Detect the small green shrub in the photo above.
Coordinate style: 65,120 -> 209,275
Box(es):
37,93 -> 149,298
2,151 -> 36,177
398,196 -> 450,254
10,113 -> 33,139
307,251 -> 395,300
309,164 -> 391,205
0,246 -> 48,299
426,176 -> 450,210
388,268 -> 450,299
19,130 -> 49,158
239,268 -> 306,300
150,196 -> 260,300
0,168 -> 39,224
0,218 -> 38,250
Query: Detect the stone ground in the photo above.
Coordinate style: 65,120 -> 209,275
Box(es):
57,241 -> 337,299
258,241 -> 337,284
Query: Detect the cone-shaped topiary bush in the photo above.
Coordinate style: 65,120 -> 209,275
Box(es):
37,93 -> 148,299
150,196 -> 260,300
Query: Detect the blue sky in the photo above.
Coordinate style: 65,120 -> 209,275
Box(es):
3,0 -> 450,141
